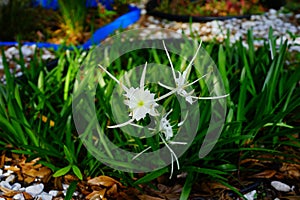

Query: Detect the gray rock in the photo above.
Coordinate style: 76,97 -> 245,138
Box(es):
271,181 -> 292,192
12,193 -> 24,200
49,190 -> 59,197
37,192 -> 53,200
0,181 -> 12,189
11,183 -> 21,191
25,183 -> 44,197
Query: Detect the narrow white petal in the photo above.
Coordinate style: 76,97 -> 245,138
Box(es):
158,82 -> 175,90
160,134 -> 180,177
178,112 -> 189,127
132,146 -> 152,160
140,62 -> 147,88
185,40 -> 203,73
169,141 -> 187,145
129,123 -> 144,128
162,40 -> 177,82
191,93 -> 229,100
155,87 -> 179,101
98,64 -> 129,92
185,72 -> 211,88
169,153 -> 174,179
108,118 -> 135,128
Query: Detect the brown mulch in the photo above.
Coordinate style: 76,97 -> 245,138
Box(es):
0,148 -> 300,200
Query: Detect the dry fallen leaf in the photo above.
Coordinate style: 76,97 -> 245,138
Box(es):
22,192 -> 33,200
280,163 -> 300,179
106,183 -> 118,196
4,165 -> 20,172
138,194 -> 165,200
88,176 -> 122,187
252,170 -> 277,179
86,189 -> 106,200
0,186 -> 19,197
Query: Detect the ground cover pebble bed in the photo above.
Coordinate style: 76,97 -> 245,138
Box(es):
131,7 -> 300,50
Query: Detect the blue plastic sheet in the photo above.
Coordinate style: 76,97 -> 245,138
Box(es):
33,0 -> 114,10
0,5 -> 140,50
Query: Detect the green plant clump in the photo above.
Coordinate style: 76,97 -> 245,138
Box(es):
0,30 -> 299,198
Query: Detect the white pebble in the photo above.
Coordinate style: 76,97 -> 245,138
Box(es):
268,14 -> 277,20
243,190 -> 257,200
13,193 -> 24,200
289,45 -> 300,52
271,181 -> 292,192
0,181 -> 11,189
62,183 -> 69,190
21,46 -> 33,57
49,190 -> 59,197
148,24 -> 158,29
3,169 -> 13,176
147,16 -> 155,22
153,19 -> 160,24
15,71 -> 23,78
181,23 -> 188,29
25,183 -> 44,197
11,183 -> 22,191
37,192 -> 53,200
140,9 -> 147,15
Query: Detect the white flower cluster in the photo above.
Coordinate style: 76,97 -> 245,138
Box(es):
98,40 -> 228,178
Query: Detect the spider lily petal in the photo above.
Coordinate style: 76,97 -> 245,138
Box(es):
99,62 -> 159,127
162,40 -> 228,104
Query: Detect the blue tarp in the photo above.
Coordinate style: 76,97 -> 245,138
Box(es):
33,0 -> 114,10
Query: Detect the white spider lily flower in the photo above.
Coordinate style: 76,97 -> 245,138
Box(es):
98,62 -> 159,128
159,109 -> 174,141
133,109 -> 187,179
123,87 -> 158,121
160,40 -> 229,104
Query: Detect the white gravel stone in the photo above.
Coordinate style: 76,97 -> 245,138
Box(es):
271,181 -> 292,192
15,71 -> 23,78
181,23 -> 188,29
148,24 -> 158,29
147,16 -> 155,23
25,183 -> 44,197
141,9 -> 147,15
13,193 -> 24,200
11,183 -> 22,191
5,47 -> 18,59
21,45 -> 34,57
49,190 -> 59,196
38,192 -> 53,200
243,190 -> 257,200
268,14 -> 277,20
0,181 -> 11,189
62,183 -> 69,190
289,45 -> 300,52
